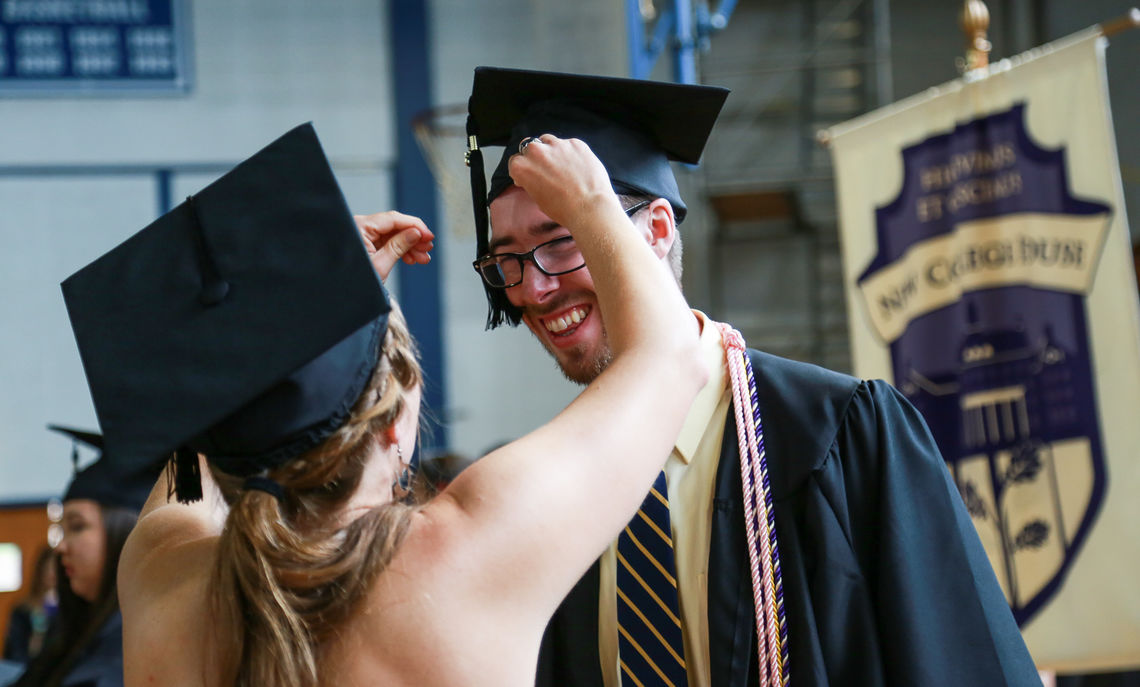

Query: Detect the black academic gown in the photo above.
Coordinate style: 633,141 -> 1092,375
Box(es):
535,350 -> 1040,686
12,611 -> 124,687
2,606 -> 35,663
61,611 -> 124,687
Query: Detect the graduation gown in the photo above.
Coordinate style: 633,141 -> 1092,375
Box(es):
535,349 -> 1040,686
3,606 -> 37,663
12,611 -> 124,687
62,611 -> 124,687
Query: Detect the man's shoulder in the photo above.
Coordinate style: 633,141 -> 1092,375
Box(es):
735,348 -> 865,498
745,348 -> 861,401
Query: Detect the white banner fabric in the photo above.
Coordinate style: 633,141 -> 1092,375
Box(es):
828,31 -> 1140,672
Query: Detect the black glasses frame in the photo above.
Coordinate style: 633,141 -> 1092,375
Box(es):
472,199 -> 654,289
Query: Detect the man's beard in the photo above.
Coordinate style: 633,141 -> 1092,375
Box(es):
557,342 -> 613,385
538,321 -> 613,386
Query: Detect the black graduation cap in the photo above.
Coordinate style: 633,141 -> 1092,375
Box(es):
464,66 -> 729,328
50,425 -> 153,512
61,123 -> 391,502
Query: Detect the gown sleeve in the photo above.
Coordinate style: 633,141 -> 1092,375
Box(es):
826,379 -> 1041,686
3,607 -> 33,662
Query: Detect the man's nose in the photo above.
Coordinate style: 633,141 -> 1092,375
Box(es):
512,262 -> 560,305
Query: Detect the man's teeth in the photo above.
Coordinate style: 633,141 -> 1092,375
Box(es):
545,307 -> 587,333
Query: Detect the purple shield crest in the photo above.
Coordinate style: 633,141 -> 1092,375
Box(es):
857,103 -> 1110,625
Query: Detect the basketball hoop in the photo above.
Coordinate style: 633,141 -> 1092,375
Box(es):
412,102 -> 479,237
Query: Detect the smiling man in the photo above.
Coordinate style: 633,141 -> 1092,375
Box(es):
484,190 -> 656,383
466,66 -> 1041,687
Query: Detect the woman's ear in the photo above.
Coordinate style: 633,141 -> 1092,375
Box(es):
644,198 -> 677,260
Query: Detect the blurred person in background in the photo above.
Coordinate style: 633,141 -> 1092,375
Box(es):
12,429 -> 151,687
3,545 -> 59,663
418,451 -> 476,494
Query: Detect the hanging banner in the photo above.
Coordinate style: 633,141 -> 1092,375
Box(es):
828,30 -> 1140,672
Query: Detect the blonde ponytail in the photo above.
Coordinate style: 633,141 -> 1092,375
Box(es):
210,304 -> 422,687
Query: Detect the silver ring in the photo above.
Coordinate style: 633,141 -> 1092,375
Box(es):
518,136 -> 534,155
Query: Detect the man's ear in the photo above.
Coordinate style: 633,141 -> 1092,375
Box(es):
643,198 -> 677,260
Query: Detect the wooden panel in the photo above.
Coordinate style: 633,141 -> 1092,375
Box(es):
709,189 -> 798,223
0,505 -> 53,649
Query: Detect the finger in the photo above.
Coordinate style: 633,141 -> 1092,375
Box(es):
370,226 -> 424,280
403,241 -> 434,264
355,212 -> 432,243
387,226 -> 423,260
507,153 -> 530,185
402,250 -> 432,265
383,211 -> 431,238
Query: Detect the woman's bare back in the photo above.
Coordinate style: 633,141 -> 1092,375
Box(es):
322,499 -> 557,686
124,501 -> 547,687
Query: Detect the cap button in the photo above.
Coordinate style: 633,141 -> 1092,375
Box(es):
200,280 -> 231,306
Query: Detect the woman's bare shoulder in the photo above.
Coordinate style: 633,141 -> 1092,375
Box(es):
120,500 -> 222,595
120,531 -> 220,687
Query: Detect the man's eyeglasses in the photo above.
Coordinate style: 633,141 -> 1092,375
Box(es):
473,200 -> 652,289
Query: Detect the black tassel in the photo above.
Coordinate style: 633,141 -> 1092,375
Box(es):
467,107 -> 523,330
466,106 -> 488,256
172,447 -> 203,504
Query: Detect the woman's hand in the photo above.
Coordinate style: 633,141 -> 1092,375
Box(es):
354,211 -> 435,281
506,135 -> 621,231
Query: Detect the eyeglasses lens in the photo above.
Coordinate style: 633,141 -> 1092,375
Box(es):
479,260 -> 510,288
533,237 -> 581,274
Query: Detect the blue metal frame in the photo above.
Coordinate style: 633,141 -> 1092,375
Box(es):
626,0 -> 737,83
156,168 -> 173,213
389,0 -> 447,452
0,162 -> 228,216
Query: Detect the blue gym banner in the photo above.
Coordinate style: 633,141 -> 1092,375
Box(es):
829,30 -> 1140,672
0,0 -> 190,93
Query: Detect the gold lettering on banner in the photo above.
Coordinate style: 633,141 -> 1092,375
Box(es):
858,213 -> 1109,343
915,143 -> 1022,223
919,143 -> 1018,191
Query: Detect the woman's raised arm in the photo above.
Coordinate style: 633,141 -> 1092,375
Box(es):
397,135 -> 706,634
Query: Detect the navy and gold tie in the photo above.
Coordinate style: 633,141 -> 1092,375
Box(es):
617,470 -> 688,687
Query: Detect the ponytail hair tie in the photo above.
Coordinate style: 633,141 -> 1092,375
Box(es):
242,475 -> 285,502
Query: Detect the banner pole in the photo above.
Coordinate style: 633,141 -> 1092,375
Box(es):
1100,7 -> 1140,37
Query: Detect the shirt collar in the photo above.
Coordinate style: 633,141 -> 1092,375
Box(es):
673,310 -> 728,464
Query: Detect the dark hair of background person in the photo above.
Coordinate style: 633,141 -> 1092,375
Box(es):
12,505 -> 137,687
26,545 -> 56,603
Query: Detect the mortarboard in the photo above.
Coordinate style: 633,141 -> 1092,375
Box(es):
464,66 -> 730,328
49,425 -> 154,512
61,123 -> 391,502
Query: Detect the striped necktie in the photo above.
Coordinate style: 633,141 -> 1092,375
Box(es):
616,470 -> 688,687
